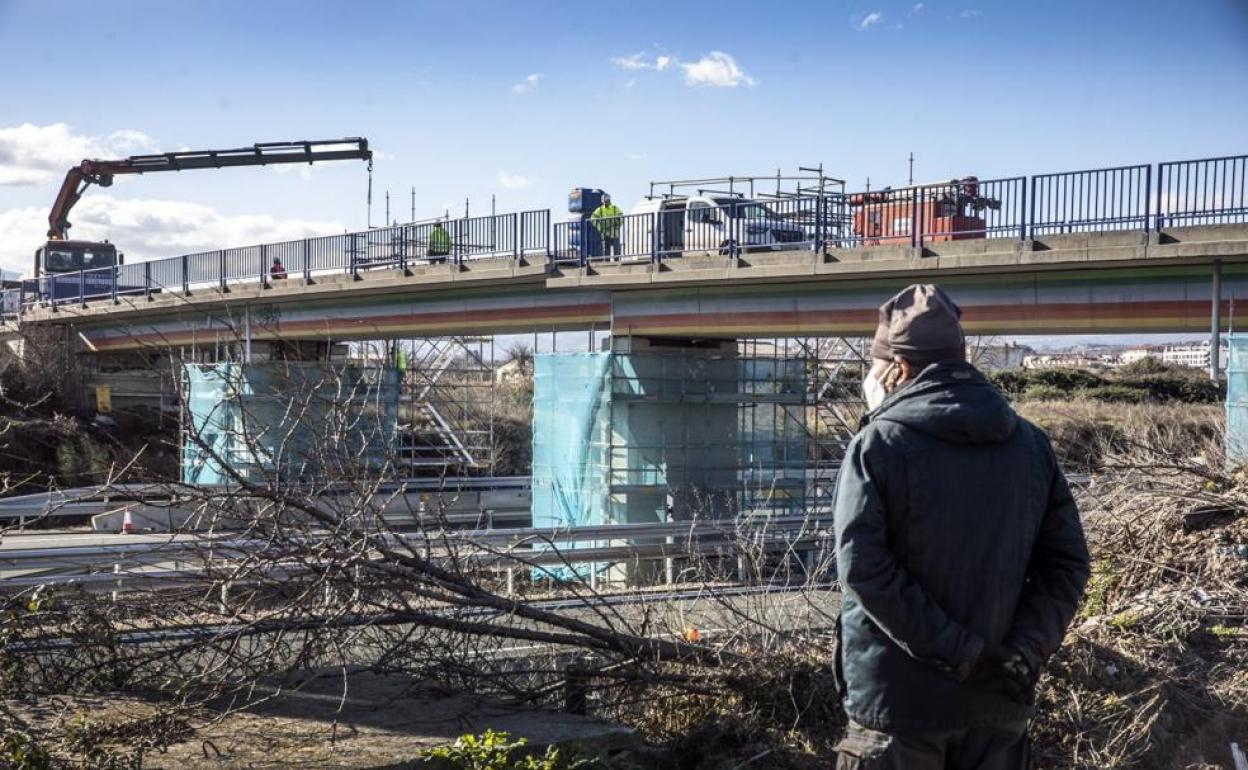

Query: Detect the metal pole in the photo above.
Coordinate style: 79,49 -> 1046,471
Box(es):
1211,259 -> 1223,383
244,304 -> 253,364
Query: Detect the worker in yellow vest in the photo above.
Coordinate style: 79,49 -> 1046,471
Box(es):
428,221 -> 452,263
590,194 -> 624,258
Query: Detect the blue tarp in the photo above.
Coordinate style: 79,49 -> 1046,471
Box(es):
530,353 -> 612,529
1227,335 -> 1248,463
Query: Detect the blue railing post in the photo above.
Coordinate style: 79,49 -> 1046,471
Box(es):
111,266 -> 118,304
303,239 -> 312,282
519,214 -> 527,261
911,190 -> 921,251
350,236 -> 359,279
219,250 -> 227,292
454,219 -> 464,265
814,196 -> 824,252
652,212 -> 660,264
1144,164 -> 1153,232
79,270 -> 85,308
513,214 -> 520,260
144,262 -> 152,301
260,244 -> 268,288
1028,176 -> 1038,239
181,254 -> 189,294
1018,178 -> 1027,242
732,203 -> 742,258
398,229 -> 407,273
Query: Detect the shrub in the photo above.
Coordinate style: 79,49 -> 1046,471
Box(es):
989,370 -> 1027,395
420,730 -> 619,770
1120,373 -> 1222,403
1116,355 -> 1169,376
1080,385 -> 1149,403
1021,384 -> 1067,401
1026,368 -> 1105,391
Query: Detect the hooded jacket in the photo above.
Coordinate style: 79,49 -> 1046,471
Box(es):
833,360 -> 1090,731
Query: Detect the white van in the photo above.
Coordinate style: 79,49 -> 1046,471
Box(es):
630,194 -> 810,256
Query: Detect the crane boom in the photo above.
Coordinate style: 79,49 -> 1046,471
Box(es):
45,137 -> 372,242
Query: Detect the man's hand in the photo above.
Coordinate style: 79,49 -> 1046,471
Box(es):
968,644 -> 1037,704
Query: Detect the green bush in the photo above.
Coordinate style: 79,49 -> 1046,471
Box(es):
1021,384 -> 1067,401
1120,373 -> 1222,403
1080,385 -> 1149,403
421,730 -> 617,770
1026,368 -> 1105,391
1116,356 -> 1169,376
989,370 -> 1027,395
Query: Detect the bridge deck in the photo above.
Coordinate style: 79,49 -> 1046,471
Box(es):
8,223 -> 1247,346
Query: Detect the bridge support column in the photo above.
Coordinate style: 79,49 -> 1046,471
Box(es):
181,361 -> 399,485
531,336 -> 812,583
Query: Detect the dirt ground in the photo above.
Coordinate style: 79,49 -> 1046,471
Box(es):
5,670 -> 636,769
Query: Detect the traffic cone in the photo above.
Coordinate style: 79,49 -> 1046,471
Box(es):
121,507 -> 134,535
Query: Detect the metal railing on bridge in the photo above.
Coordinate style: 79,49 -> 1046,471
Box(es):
5,153 -> 1248,317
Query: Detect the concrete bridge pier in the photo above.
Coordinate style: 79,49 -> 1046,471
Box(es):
530,334 -> 814,584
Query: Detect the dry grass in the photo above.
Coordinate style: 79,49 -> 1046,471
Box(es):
1018,400 -> 1223,470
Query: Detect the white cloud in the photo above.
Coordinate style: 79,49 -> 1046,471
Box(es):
611,49 -> 753,89
624,152 -> 648,161
496,170 -> 532,190
912,2 -> 925,12
857,11 -> 884,30
680,51 -> 755,88
0,123 -> 158,186
610,52 -> 671,71
511,73 -> 542,94
0,196 -> 342,276
959,8 -> 981,17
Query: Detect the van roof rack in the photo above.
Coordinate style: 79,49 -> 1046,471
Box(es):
649,165 -> 845,199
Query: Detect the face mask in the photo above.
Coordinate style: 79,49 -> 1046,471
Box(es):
862,370 -> 887,411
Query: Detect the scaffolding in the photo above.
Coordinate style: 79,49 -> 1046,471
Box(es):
390,336 -> 499,474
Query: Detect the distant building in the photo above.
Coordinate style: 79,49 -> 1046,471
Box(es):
1119,346 -> 1162,366
494,357 -> 532,385
970,342 -> 1032,371
1161,340 -> 1227,371
1022,353 -> 1100,370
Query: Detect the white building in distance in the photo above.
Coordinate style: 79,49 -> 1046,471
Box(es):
1161,340 -> 1227,370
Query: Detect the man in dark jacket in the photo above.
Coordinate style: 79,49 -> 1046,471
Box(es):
833,284 -> 1090,769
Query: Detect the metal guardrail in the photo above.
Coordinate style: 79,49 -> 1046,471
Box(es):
5,153 -> 1248,317
1,515 -> 833,593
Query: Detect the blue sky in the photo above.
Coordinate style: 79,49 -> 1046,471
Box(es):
0,0 -> 1246,278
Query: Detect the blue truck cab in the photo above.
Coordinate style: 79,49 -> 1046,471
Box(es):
567,188 -> 607,258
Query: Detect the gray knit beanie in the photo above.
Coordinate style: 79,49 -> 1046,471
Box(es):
870,284 -> 966,367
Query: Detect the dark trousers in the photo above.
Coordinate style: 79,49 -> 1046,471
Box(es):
835,719 -> 1028,770
602,236 -> 621,257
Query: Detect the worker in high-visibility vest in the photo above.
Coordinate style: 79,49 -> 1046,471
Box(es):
428,221 -> 452,263
590,194 -> 624,258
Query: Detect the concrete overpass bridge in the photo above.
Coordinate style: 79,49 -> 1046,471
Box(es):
17,224 -> 1247,353
5,153 -> 1246,535
5,153 -> 1247,350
